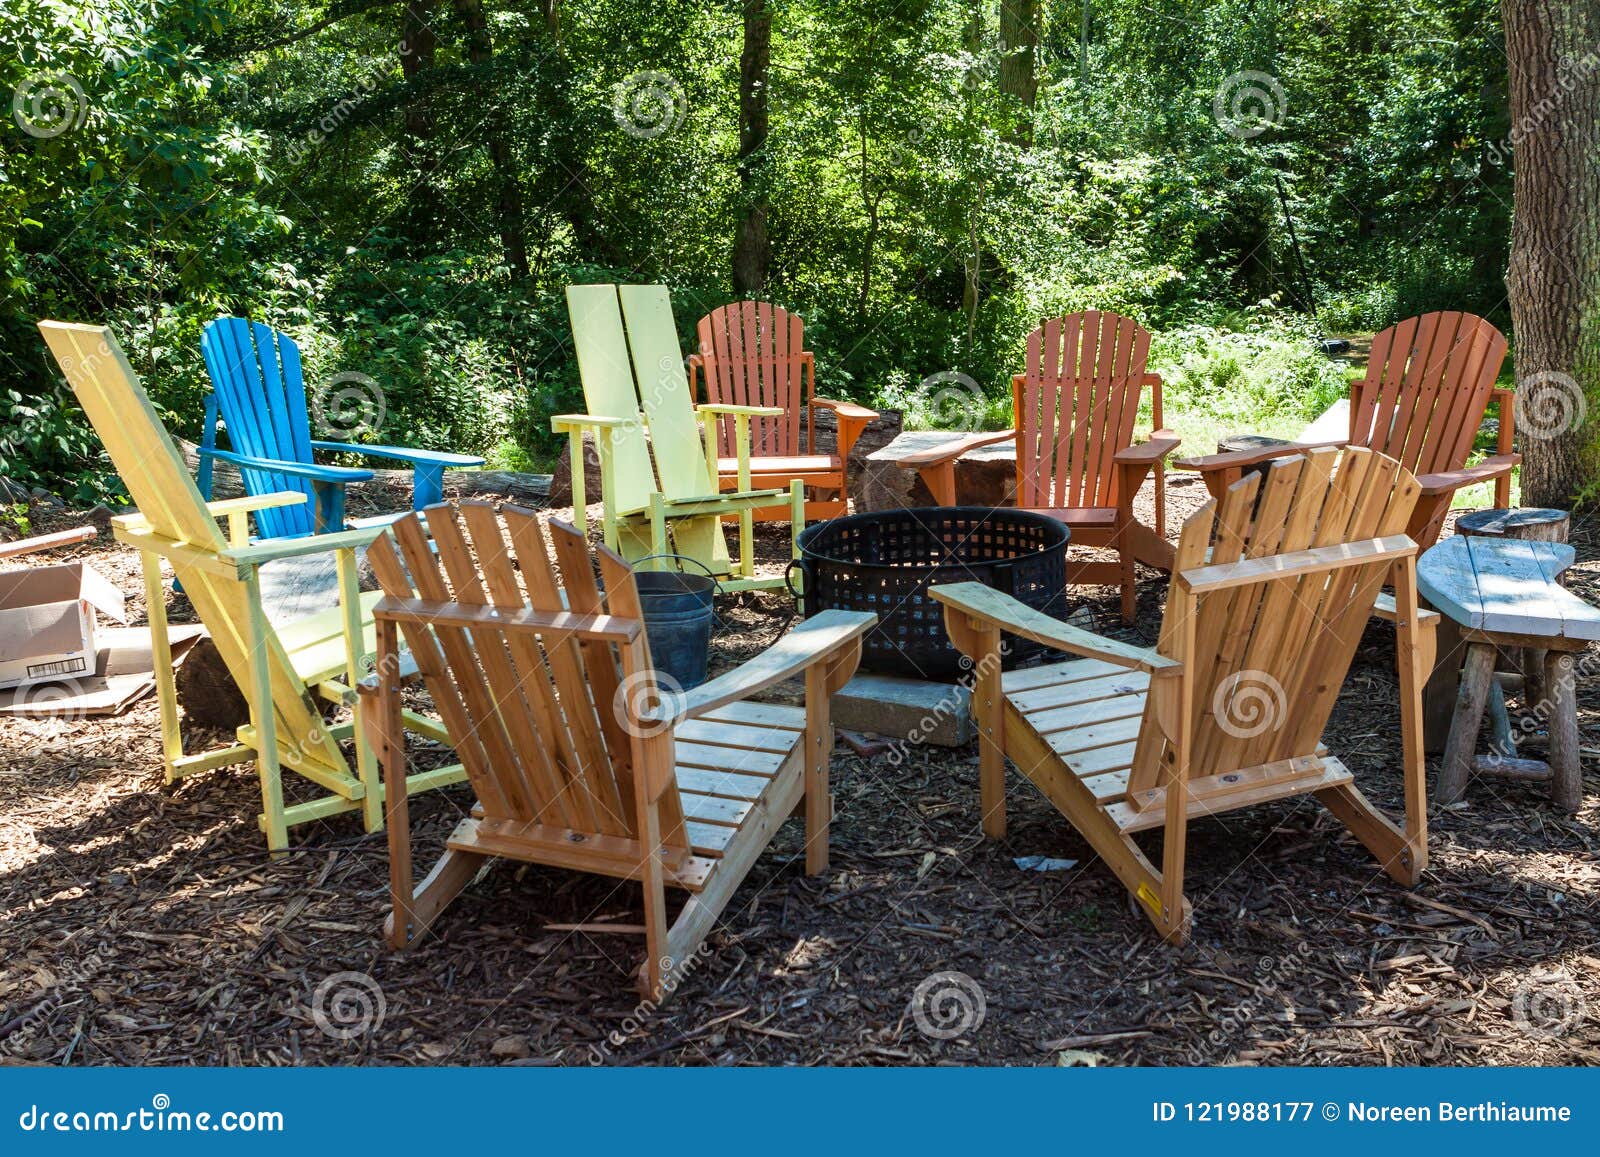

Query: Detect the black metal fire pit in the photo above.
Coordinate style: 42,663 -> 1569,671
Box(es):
787,507 -> 1070,678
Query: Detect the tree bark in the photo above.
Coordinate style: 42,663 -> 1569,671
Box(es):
732,0 -> 772,294
398,0 -> 437,237
998,0 -> 1038,140
452,0 -> 530,278
1503,0 -> 1600,506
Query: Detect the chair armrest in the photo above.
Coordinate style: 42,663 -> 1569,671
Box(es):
220,525 -> 388,569
813,397 -> 880,422
698,403 -> 784,418
551,413 -> 631,432
1173,438 -> 1346,473
930,581 -> 1180,677
1415,454 -> 1520,497
0,525 -> 97,560
203,492 -> 310,519
1372,592 -> 1440,627
1114,429 -> 1181,465
202,447 -> 373,484
891,429 -> 1016,469
311,441 -> 485,468
661,609 -> 877,725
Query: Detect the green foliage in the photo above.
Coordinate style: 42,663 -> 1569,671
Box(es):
0,0 -> 1524,495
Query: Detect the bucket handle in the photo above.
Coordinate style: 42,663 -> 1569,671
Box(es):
635,552 -> 725,597
783,558 -> 809,613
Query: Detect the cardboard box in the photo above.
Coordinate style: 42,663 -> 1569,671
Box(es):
0,562 -> 127,691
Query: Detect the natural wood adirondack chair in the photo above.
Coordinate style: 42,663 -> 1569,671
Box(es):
931,446 -> 1435,943
554,284 -> 804,591
892,311 -> 1179,622
1177,312 -> 1515,548
37,321 -> 462,853
360,503 -> 873,999
688,303 -> 879,520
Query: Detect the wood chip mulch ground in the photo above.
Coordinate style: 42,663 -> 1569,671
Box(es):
1,478 -> 1597,1067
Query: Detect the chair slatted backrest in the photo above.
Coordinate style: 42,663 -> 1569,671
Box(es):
365,503 -> 688,845
1015,310 -> 1152,509
695,302 -> 809,456
566,284 -> 661,516
1126,446 -> 1420,796
1350,311 -> 1508,478
200,318 -> 317,539
37,321 -> 346,773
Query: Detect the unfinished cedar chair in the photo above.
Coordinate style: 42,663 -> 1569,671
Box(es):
931,446 -> 1435,943
890,310 -> 1179,622
37,321 -> 462,854
361,503 -> 873,999
688,302 -> 879,520
1176,312 -> 1515,548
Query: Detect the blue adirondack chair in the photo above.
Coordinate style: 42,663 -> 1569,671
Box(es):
198,318 -> 484,538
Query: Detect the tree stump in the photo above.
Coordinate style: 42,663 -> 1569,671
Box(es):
1457,506 -> 1570,703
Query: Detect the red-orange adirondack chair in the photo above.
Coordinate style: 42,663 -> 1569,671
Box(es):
892,310 -> 1180,622
689,303 -> 878,520
1176,312 -> 1516,548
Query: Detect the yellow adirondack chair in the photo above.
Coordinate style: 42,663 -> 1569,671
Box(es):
932,446 -> 1435,943
360,503 -> 873,999
553,284 -> 804,591
37,321 -> 463,854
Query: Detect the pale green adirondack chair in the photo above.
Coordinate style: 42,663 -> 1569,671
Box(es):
553,284 -> 803,590
37,321 -> 463,855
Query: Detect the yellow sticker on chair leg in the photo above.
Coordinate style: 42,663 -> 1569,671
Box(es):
1136,883 -> 1163,915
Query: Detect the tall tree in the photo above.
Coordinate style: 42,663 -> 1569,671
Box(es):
1503,0 -> 1600,505
997,0 -> 1038,139
732,0 -> 773,293
452,0 -> 529,277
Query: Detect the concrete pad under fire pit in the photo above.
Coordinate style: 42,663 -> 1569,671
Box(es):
831,672 -> 973,747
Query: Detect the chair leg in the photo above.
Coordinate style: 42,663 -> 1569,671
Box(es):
1118,542 -> 1137,622
1545,652 -> 1582,814
243,573 -> 289,856
803,662 -> 832,875
1438,642 -> 1494,804
140,551 -> 184,779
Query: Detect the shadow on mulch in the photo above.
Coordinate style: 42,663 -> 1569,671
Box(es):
1,483 -> 1597,1066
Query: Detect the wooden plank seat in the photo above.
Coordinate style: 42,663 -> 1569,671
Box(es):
933,446 -> 1435,944
362,502 -> 873,1000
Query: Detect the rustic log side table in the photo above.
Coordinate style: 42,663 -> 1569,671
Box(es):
1418,534 -> 1599,812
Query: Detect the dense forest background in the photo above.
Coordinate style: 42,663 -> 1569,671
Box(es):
2,0 -> 1521,500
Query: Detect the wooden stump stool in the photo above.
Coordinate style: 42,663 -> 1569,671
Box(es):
1420,535 -> 1597,813
1456,506 -> 1570,706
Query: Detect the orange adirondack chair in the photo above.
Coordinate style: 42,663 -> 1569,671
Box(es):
893,310 -> 1180,622
689,303 -> 878,520
1176,312 -> 1516,548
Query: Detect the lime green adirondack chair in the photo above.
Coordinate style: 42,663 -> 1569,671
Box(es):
37,321 -> 463,855
553,284 -> 803,590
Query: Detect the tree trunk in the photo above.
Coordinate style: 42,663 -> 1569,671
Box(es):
452,0 -> 530,278
998,0 -> 1038,140
732,0 -> 772,295
1503,0 -> 1600,506
398,0 -> 437,237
